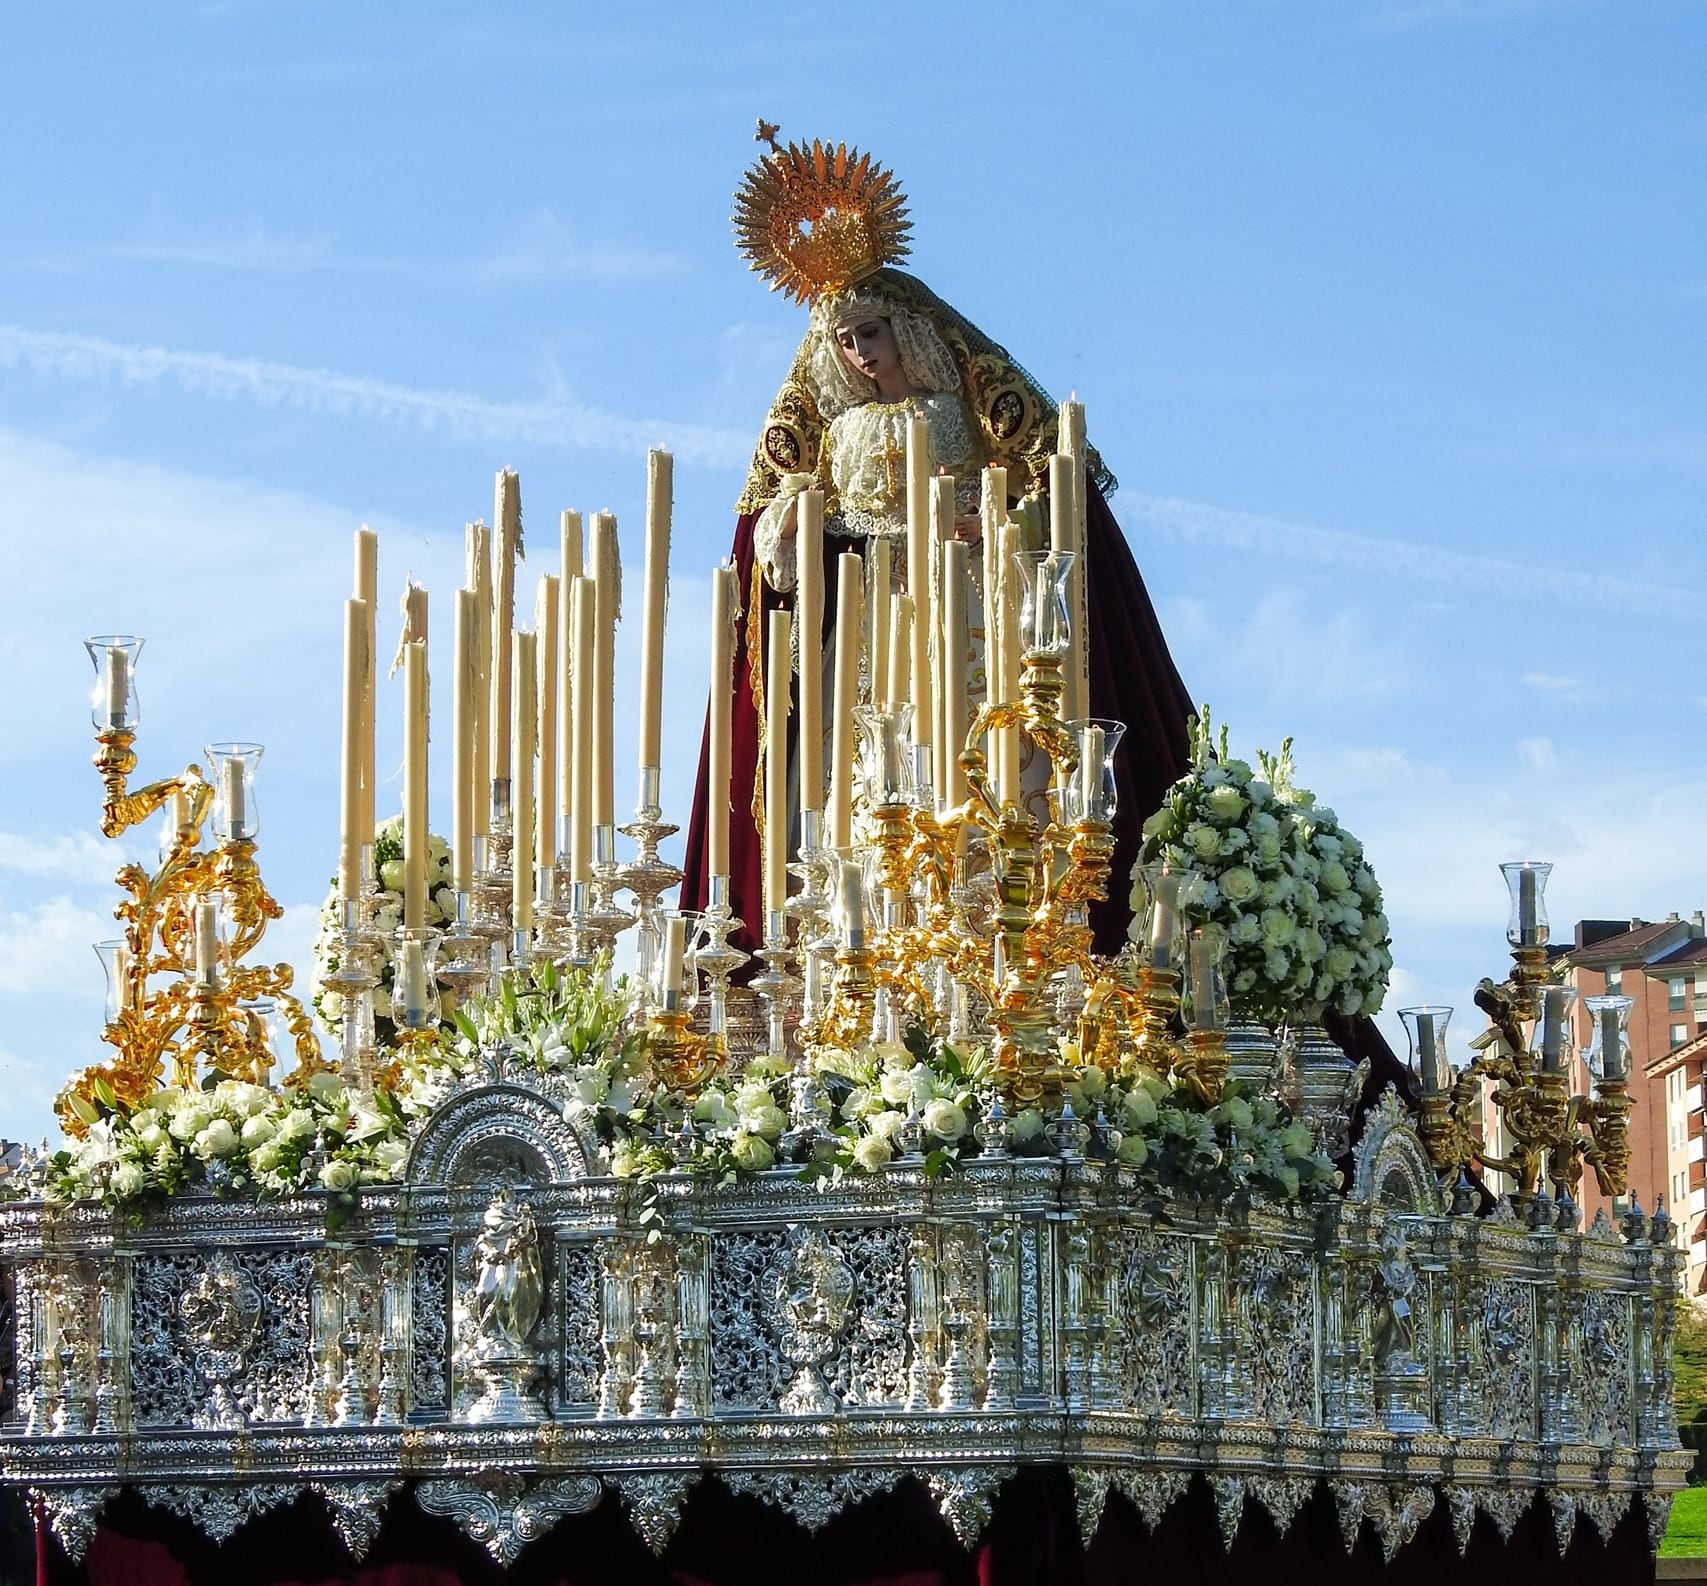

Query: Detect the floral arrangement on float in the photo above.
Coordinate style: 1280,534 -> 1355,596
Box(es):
46,952 -> 1336,1215
310,814 -> 458,1043
1133,709 -> 1393,1029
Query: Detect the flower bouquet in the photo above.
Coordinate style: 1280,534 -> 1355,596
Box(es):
1136,710 -> 1391,1027
311,813 -> 458,1042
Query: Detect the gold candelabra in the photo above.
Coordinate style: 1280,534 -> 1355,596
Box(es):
805,550 -> 1141,1115
1409,862 -> 1632,1204
63,641 -> 322,1134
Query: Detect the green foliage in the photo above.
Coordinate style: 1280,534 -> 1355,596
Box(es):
1676,1307 -> 1707,1427
1662,1485 -> 1707,1556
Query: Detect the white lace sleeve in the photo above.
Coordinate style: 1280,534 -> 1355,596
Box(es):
753,472 -> 814,593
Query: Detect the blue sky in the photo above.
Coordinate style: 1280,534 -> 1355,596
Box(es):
1,0 -> 1702,1142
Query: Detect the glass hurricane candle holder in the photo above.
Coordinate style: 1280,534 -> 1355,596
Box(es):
1061,718 -> 1125,824
84,635 -> 144,733
1013,549 -> 1075,656
1500,860 -> 1552,949
1134,859 -> 1190,975
1400,1005 -> 1455,1096
190,892 -> 230,988
391,928 -> 442,1035
855,704 -> 916,807
94,939 -> 136,1024
205,742 -> 264,844
655,910 -> 701,1013
235,995 -> 280,1085
1534,983 -> 1578,1075
1185,923 -> 1228,1034
1583,993 -> 1633,1080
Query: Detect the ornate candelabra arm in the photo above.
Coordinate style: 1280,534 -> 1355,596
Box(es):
1579,1080 -> 1632,1199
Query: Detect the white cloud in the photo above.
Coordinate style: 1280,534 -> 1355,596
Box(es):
477,207 -> 681,283
0,897 -> 113,1000
1131,493 -> 1699,618
101,221 -> 335,272
0,830 -> 134,884
0,325 -> 749,469
1518,736 -> 1556,773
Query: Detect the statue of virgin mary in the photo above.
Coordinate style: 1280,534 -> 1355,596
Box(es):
681,128 -> 1195,959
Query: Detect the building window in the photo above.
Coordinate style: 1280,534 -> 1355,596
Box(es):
1677,1172 -> 1687,1208
1672,977 -> 1688,1011
1673,1024 -> 1690,1049
1607,966 -> 1623,994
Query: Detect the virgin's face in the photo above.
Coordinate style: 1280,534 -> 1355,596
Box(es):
833,316 -> 902,389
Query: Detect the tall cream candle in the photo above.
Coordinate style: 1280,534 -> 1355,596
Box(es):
887,592 -> 913,709
557,511 -> 581,856
451,589 -> 476,894
929,475 -> 956,803
869,536 -> 891,709
512,630 -> 537,930
708,563 -> 738,877
402,638 -> 428,930
638,449 -> 672,778
590,512 -> 619,829
354,528 -> 378,851
995,521 -> 1022,804
828,551 -> 864,849
1049,450 -> 1087,723
194,899 -> 220,987
493,470 -> 521,778
797,489 -> 825,811
905,414 -> 932,765
569,577 -> 596,885
942,538 -> 971,808
764,609 -> 792,921
1059,401 -> 1088,702
535,575 -> 559,881
339,598 -> 367,901
466,523 -> 492,837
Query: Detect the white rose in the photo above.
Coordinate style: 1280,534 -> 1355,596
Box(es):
1122,1088 -> 1158,1129
111,1161 -> 147,1199
693,1091 -> 736,1130
240,1115 -> 275,1147
1259,909 -> 1296,947
1320,859 -> 1351,895
867,1109 -> 905,1141
194,1119 -> 239,1160
1215,1095 -> 1254,1132
1204,785 -> 1246,824
1220,865 -> 1260,905
378,859 -> 407,892
250,1142 -> 282,1175
1115,1133 -> 1149,1167
879,1070 -> 914,1106
921,1098 -> 968,1141
319,1157 -> 357,1192
730,1132 -> 775,1172
1011,1108 -> 1045,1143
135,1121 -> 167,1153
1185,822 -> 1222,860
852,1133 -> 894,1173
278,1108 -> 317,1144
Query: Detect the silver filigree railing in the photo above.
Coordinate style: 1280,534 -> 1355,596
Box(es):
0,1086 -> 1690,1568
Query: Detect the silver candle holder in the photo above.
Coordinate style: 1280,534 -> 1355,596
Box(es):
690,874 -> 748,1044
619,766 -> 683,1013
748,908 -> 800,1061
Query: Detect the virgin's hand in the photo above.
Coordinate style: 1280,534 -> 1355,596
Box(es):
951,515 -> 982,544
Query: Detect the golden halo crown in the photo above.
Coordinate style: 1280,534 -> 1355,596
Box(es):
733,122 -> 912,306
